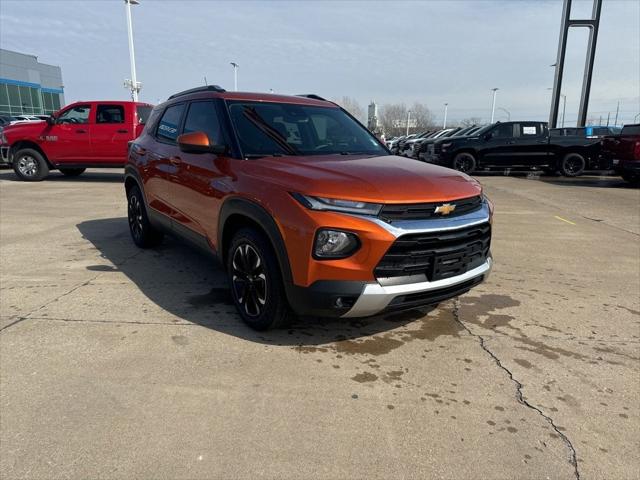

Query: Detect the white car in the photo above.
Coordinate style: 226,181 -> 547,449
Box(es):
10,115 -> 45,125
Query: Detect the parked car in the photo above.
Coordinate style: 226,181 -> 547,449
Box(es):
125,86 -> 493,330
10,115 -> 44,124
0,100 -> 153,181
424,121 -> 602,176
418,126 -> 484,161
401,129 -> 455,157
392,133 -> 419,154
601,124 -> 640,184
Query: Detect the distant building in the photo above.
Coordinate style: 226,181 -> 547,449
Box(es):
368,101 -> 381,134
0,49 -> 65,116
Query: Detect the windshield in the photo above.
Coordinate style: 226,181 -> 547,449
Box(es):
228,101 -> 387,157
473,124 -> 496,136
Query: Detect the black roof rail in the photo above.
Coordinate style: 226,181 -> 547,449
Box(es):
168,85 -> 226,100
296,94 -> 327,101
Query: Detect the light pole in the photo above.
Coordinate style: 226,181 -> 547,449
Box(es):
560,94 -> 567,127
497,107 -> 511,121
490,88 -> 499,123
230,62 -> 239,91
406,110 -> 412,136
443,103 -> 448,129
124,0 -> 141,101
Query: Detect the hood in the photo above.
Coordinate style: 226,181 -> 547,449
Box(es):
2,122 -> 48,139
244,154 -> 482,204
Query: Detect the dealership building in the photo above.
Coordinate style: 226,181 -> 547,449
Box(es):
0,48 -> 65,116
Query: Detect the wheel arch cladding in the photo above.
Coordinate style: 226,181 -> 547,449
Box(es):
218,197 -> 293,285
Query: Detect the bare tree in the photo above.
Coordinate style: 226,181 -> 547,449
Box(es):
331,96 -> 366,124
380,102 -> 435,137
459,117 -> 482,127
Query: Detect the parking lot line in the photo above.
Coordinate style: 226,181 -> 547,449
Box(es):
554,215 -> 576,225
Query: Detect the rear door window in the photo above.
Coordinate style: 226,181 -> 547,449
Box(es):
517,123 -> 544,137
491,123 -> 514,138
96,104 -> 125,124
156,104 -> 186,143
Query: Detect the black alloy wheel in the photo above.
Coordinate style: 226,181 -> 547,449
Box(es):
231,243 -> 268,318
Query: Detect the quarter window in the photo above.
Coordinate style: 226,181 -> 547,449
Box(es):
183,101 -> 222,144
156,104 -> 186,143
518,124 -> 543,136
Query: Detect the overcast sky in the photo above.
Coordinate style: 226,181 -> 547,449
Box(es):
1,0 -> 638,124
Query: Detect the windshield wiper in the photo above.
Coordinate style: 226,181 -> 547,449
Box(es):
244,153 -> 285,159
242,107 -> 299,156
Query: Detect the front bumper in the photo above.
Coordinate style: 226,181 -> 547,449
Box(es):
0,146 -> 10,164
286,201 -> 492,318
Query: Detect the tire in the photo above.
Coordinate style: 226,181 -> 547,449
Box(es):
452,152 -> 477,174
227,227 -> 292,330
559,153 -> 586,177
126,184 -> 164,248
12,148 -> 49,181
59,167 -> 86,177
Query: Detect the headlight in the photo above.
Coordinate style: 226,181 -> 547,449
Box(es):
0,132 -> 7,144
314,229 -> 360,259
441,142 -> 452,150
291,193 -> 382,216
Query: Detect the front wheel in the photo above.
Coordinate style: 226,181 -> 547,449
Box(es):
452,152 -> 477,174
12,148 -> 49,181
559,153 -> 586,177
228,228 -> 291,330
59,167 -> 86,177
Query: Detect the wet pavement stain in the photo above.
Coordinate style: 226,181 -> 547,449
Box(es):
514,358 -> 534,369
171,335 -> 189,346
351,372 -> 378,383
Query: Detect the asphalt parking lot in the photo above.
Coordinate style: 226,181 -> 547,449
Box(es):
1,168 -> 638,480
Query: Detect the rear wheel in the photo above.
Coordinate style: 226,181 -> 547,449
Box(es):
126,185 -> 164,248
227,227 -> 291,330
59,167 -> 86,177
452,152 -> 477,174
560,153 -> 586,177
12,148 -> 49,181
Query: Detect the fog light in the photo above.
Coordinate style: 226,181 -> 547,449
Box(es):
313,229 -> 360,259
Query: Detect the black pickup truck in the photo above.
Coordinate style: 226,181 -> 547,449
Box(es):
423,121 -> 601,176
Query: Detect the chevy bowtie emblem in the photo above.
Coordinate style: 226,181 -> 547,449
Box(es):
435,203 -> 456,215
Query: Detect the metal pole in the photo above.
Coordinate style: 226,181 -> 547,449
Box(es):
577,0 -> 602,126
490,88 -> 498,123
498,107 -> 510,121
606,112 -> 610,126
561,94 -> 567,127
443,103 -> 448,129
406,110 -> 411,136
125,0 -> 139,102
549,0 -> 571,128
230,62 -> 239,91
614,101 -> 619,126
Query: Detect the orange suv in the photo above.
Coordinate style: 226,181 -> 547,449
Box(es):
125,86 -> 493,329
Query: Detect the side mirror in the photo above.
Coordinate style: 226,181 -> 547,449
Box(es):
177,131 -> 226,154
46,116 -> 55,126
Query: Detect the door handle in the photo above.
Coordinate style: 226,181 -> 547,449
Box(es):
117,129 -> 128,133
169,156 -> 181,165
76,129 -> 87,134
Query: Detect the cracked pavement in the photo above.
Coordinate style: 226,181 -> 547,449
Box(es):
1,169 -> 638,479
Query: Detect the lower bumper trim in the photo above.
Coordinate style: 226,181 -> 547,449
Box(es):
0,146 -> 10,164
342,256 -> 492,318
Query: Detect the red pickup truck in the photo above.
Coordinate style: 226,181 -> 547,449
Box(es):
601,124 -> 640,184
0,101 -> 153,181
